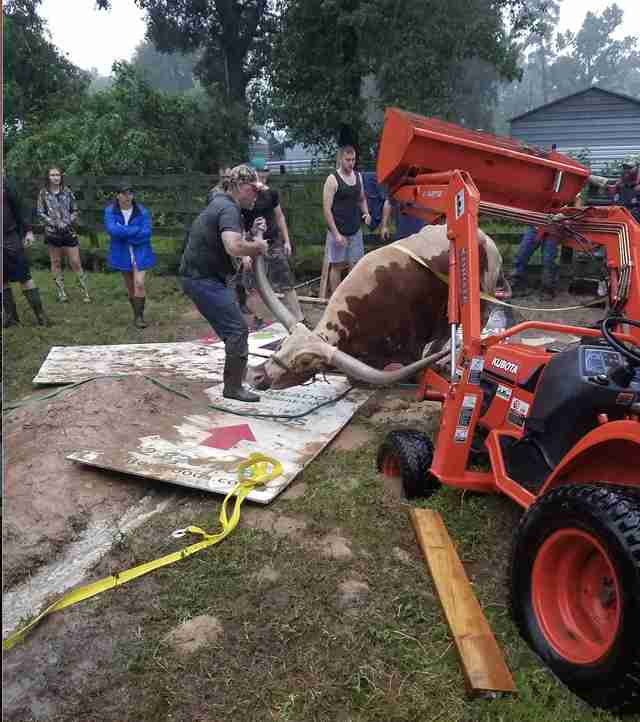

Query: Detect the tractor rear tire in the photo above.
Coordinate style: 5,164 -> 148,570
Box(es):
376,430 -> 440,499
509,484 -> 640,714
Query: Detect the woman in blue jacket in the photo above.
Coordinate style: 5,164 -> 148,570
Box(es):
104,182 -> 155,328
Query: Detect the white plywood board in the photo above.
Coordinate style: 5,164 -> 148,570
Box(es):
67,378 -> 372,504
32,342 -> 226,385
32,324 -> 289,386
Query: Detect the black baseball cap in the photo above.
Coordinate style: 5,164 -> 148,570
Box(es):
116,181 -> 134,193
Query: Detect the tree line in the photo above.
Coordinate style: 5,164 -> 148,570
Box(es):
4,0 -> 639,177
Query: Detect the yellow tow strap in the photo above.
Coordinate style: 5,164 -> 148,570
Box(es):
392,243 -> 604,312
3,453 -> 283,651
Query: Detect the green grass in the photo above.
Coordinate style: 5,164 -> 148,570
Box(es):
3,276 -> 634,722
2,269 -> 191,401
44,435 -> 626,722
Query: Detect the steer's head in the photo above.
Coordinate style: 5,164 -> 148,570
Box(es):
248,254 -> 453,391
248,324 -> 332,390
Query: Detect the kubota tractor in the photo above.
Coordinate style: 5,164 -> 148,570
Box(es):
375,108 -> 640,714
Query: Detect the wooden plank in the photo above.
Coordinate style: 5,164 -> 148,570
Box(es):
319,243 -> 330,299
410,508 -> 516,696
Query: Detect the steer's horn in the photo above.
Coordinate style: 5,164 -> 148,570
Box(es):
324,345 -> 451,385
254,254 -> 299,332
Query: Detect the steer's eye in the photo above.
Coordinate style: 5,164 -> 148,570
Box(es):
295,353 -> 314,370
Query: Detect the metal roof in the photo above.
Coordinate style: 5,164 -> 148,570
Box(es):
509,86 -> 640,123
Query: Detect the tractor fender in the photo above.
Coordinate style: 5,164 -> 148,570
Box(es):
540,419 -> 640,494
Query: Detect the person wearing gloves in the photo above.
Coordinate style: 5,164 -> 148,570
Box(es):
104,182 -> 155,329
180,164 -> 268,402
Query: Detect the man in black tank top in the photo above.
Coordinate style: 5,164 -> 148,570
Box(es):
322,145 -> 371,296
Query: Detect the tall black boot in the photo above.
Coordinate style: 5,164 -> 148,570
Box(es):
3,287 -> 20,328
223,355 -> 260,402
23,288 -> 52,326
132,297 -> 148,329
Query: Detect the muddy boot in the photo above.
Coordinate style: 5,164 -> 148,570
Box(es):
223,355 -> 260,402
132,297 -> 148,329
54,273 -> 68,302
77,270 -> 91,303
510,277 -> 529,298
23,288 -> 52,326
3,287 -> 20,328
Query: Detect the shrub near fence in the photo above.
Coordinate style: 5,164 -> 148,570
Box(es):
17,173 -> 610,279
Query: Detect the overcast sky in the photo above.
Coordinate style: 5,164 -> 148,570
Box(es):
40,0 -> 640,77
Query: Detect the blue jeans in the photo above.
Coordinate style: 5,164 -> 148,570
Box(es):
513,226 -> 558,288
181,276 -> 248,356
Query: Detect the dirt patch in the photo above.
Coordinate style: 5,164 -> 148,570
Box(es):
336,579 -> 370,609
318,532 -> 353,560
240,508 -> 309,541
381,472 -> 404,499
164,615 -> 224,655
329,423 -> 376,451
253,563 -> 281,584
279,481 -> 307,500
2,376 -> 208,591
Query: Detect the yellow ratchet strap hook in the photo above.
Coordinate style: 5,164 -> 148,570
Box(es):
3,453 -> 283,651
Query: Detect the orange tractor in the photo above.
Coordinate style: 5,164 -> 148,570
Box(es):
375,109 -> 640,713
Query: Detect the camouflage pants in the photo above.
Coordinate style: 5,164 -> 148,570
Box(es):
243,244 -> 296,292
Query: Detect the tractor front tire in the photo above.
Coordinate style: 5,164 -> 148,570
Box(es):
509,484 -> 640,714
376,430 -> 440,499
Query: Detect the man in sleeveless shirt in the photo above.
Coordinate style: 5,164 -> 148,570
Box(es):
322,145 -> 371,295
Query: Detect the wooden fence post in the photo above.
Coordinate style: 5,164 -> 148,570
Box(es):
83,175 -> 101,271
319,243 -> 330,299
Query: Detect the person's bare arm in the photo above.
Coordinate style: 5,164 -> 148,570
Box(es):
274,204 -> 292,255
322,174 -> 341,238
359,173 -> 371,226
222,230 -> 268,258
380,199 -> 392,241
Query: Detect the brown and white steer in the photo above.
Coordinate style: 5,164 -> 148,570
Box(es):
248,224 -> 506,389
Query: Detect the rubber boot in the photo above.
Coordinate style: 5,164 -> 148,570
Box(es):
23,287 -> 52,326
3,287 -> 20,328
132,297 -> 148,328
223,355 -> 260,402
77,270 -> 91,303
54,273 -> 68,302
541,266 -> 557,301
510,276 -> 529,298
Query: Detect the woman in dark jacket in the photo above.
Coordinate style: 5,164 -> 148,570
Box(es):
104,182 -> 155,328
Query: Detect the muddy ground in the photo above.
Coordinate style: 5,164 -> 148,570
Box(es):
2,288 -> 606,722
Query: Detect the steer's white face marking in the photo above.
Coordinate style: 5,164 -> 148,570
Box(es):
248,325 -> 330,389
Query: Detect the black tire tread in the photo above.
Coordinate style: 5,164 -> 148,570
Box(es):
376,430 -> 439,499
509,483 -> 640,714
